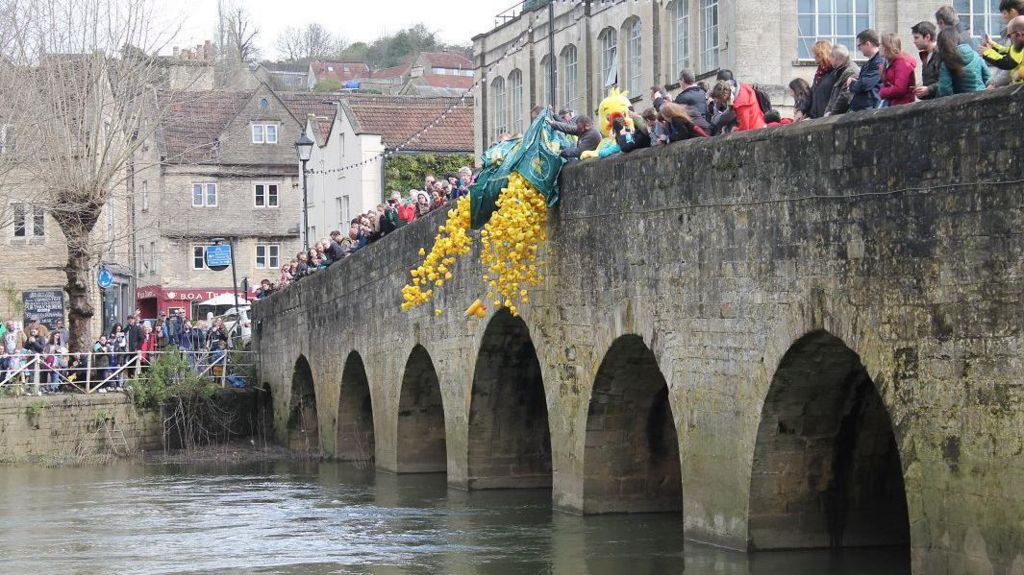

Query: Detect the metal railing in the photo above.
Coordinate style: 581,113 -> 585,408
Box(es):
0,349 -> 256,396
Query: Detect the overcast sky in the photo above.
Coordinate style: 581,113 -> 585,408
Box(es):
163,0 -> 515,59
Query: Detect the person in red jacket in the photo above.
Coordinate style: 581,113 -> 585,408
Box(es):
709,80 -> 766,133
879,33 -> 918,106
398,191 -> 418,223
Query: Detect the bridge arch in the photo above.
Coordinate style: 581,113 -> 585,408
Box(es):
583,335 -> 681,514
286,355 -> 319,453
748,330 -> 910,551
336,351 -> 375,462
467,308 -> 552,489
396,344 -> 447,474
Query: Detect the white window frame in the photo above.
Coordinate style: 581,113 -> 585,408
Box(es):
337,196 -> 350,229
255,244 -> 280,269
141,180 -> 149,212
192,183 -> 218,208
561,45 -> 579,112
797,0 -> 874,60
954,0 -> 1002,41
254,182 -> 280,208
192,245 -> 208,270
600,28 -> 618,89
700,0 -> 720,73
11,203 -> 44,238
491,76 -> 507,139
509,69 -> 523,134
625,18 -> 643,97
674,0 -> 691,74
251,123 -> 278,145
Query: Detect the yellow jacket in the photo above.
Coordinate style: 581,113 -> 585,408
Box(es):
982,41 -> 1024,83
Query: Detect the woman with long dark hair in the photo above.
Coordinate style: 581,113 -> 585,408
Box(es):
789,78 -> 812,119
937,27 -> 991,95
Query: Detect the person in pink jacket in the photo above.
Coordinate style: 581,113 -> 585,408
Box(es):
879,33 -> 918,106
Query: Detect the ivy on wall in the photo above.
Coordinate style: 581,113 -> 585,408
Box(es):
383,153 -> 475,200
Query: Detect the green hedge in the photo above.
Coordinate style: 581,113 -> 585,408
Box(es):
383,153 -> 475,200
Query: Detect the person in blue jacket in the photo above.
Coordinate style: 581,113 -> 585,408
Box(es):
848,29 -> 883,111
937,27 -> 992,95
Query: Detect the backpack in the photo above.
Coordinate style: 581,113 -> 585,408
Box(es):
752,84 -> 773,114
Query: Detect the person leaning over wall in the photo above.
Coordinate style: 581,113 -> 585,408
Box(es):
913,21 -> 941,100
936,26 -> 991,96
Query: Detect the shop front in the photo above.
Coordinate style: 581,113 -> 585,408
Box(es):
136,285 -> 250,322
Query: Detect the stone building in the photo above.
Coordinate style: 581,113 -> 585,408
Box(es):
471,0 -> 1002,154
132,85 -> 333,320
303,95 -> 475,242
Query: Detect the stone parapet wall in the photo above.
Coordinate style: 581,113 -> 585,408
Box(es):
254,86 -> 1024,574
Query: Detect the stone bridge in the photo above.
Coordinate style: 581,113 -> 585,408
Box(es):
253,88 -> 1024,574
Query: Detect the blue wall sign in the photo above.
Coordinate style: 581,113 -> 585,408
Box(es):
206,244 -> 232,269
97,267 -> 114,289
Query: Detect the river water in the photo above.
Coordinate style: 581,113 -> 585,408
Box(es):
0,461 -> 909,575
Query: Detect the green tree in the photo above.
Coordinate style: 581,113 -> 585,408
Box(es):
339,42 -> 370,62
383,153 -> 475,200
368,24 -> 438,68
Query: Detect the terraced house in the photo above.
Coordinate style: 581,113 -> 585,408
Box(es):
132,85 -> 335,319
473,0 -> 1005,154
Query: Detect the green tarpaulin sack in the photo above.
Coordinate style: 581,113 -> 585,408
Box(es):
469,111 -> 567,229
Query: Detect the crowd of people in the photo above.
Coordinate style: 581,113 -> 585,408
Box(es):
257,168 -> 476,296
541,3 -> 1023,157
0,310 -> 236,395
253,3 -> 1020,299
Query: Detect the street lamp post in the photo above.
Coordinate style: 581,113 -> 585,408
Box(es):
294,131 -> 315,251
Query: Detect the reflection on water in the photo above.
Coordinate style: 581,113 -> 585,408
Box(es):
0,462 -> 909,575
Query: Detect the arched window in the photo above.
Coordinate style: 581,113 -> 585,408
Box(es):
673,0 -> 690,74
624,18 -> 642,97
560,45 -> 579,113
539,55 -> 553,108
797,0 -> 873,58
508,69 -> 523,134
491,76 -> 506,140
699,0 -> 719,72
599,27 -> 618,88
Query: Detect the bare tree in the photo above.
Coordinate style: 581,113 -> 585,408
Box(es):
221,3 -> 260,63
275,23 -> 346,63
0,0 -> 192,352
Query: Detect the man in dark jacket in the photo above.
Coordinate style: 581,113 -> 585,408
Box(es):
825,45 -> 860,115
126,315 -> 144,353
674,69 -> 708,117
848,29 -> 882,111
548,115 -> 601,159
327,230 -> 347,263
912,21 -> 941,99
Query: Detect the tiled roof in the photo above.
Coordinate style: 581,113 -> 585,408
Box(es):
157,90 -> 254,163
310,61 -> 371,83
341,95 -> 474,153
419,74 -> 475,89
420,51 -> 473,70
371,63 -> 411,80
278,91 -> 340,144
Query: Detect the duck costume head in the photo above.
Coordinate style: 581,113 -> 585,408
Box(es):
580,87 -> 634,160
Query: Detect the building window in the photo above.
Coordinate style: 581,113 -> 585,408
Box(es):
508,69 -> 523,134
149,241 -> 156,274
255,244 -> 280,269
12,203 -> 44,238
254,183 -> 279,208
192,183 -> 217,207
107,198 -> 115,247
797,0 -> 873,58
140,244 -> 148,273
251,123 -> 278,144
192,245 -> 208,270
954,0 -> 1002,41
625,18 -> 643,97
700,0 -> 719,72
0,124 -> 14,155
141,180 -> 149,212
673,0 -> 691,73
561,45 -> 579,112
491,76 -> 507,140
599,27 -> 618,88
337,196 -> 349,228
539,56 -> 553,107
